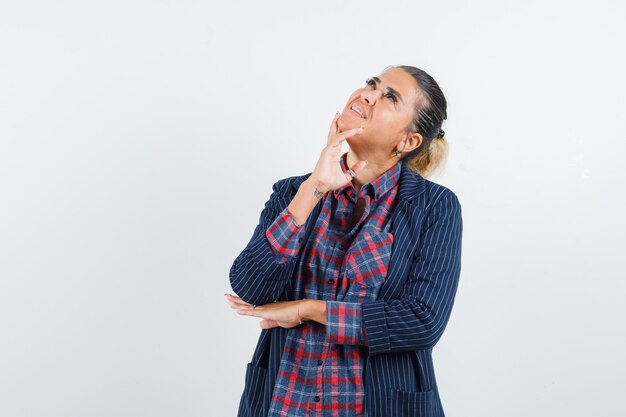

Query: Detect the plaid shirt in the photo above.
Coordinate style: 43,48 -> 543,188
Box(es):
264,152 -> 402,417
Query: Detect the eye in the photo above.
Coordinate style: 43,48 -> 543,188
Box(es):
365,78 -> 397,105
385,92 -> 397,104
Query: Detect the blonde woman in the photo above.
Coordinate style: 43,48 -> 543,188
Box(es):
227,65 -> 463,417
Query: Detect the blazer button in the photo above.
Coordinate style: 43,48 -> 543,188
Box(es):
327,279 -> 335,285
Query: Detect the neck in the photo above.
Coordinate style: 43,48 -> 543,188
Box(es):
346,149 -> 400,192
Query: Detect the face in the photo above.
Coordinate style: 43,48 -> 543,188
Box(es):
338,67 -> 423,156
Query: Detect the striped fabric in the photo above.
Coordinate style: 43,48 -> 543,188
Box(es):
230,156 -> 463,417
263,152 -> 401,417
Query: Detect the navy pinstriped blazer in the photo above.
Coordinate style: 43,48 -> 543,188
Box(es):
229,164 -> 463,417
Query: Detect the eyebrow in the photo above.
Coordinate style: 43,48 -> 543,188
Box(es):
370,76 -> 404,105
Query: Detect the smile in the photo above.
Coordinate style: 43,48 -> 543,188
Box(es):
350,105 -> 365,118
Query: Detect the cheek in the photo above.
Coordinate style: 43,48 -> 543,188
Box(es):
377,109 -> 403,126
346,91 -> 361,105
384,109 -> 413,129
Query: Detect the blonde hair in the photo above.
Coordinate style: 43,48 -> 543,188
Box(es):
402,136 -> 449,179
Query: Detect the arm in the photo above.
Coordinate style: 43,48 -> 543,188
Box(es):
361,191 -> 463,354
228,177 -> 323,305
228,112 -> 370,319
230,191 -> 463,351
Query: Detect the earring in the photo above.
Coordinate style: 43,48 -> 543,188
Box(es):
394,150 -> 402,157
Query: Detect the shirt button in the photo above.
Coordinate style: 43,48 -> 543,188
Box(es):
327,279 -> 335,285
317,359 -> 323,366
339,244 -> 344,249
342,211 -> 348,216
314,396 -> 321,402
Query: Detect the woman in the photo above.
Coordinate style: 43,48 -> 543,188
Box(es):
226,65 -> 463,417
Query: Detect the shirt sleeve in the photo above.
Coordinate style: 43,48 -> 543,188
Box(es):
325,301 -> 367,345
265,207 -> 306,264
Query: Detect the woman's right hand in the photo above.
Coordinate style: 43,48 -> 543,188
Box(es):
308,112 -> 369,194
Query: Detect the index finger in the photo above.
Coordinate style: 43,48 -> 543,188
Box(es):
329,126 -> 363,148
326,111 -> 341,146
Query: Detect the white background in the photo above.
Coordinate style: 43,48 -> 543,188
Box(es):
1,1 -> 625,416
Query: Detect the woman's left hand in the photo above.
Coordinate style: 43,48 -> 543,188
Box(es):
225,294 -> 304,329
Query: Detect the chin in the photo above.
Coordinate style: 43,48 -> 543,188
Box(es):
337,113 -> 363,133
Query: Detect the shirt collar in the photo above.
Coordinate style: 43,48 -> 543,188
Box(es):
335,151 -> 402,200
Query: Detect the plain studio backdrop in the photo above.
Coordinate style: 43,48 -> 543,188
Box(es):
1,1 -> 625,416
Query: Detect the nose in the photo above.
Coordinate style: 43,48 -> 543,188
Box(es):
360,88 -> 380,106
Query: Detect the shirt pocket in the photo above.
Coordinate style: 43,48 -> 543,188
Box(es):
342,230 -> 394,303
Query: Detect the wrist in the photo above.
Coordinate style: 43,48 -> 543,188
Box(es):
301,299 -> 327,325
304,177 -> 329,198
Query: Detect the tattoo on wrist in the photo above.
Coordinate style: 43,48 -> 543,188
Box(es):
313,187 -> 324,199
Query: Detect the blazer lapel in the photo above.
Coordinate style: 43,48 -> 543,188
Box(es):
378,167 -> 427,302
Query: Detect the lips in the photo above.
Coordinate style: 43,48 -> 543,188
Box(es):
349,103 -> 367,119
349,108 -> 363,118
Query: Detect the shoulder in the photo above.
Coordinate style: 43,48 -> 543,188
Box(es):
423,179 -> 461,209
266,172 -> 312,208
417,178 -> 463,231
271,172 -> 311,195
272,172 -> 311,193
398,166 -> 461,213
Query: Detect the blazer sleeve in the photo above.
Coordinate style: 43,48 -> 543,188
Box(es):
361,189 -> 463,354
229,179 -> 302,305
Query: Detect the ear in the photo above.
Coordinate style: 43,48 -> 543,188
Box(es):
403,131 -> 423,153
